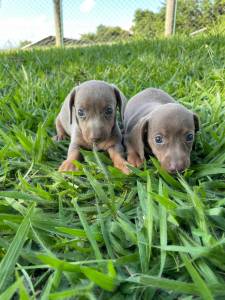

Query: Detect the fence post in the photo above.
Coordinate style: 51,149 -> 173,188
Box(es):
165,0 -> 177,36
53,0 -> 64,47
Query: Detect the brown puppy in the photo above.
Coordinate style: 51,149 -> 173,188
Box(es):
54,80 -> 129,174
124,88 -> 199,173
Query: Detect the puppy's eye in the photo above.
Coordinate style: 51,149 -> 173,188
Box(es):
186,132 -> 194,142
105,107 -> 113,116
77,108 -> 85,118
155,135 -> 163,144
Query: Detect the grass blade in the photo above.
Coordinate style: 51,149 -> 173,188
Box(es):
181,253 -> 213,300
0,203 -> 35,292
72,200 -> 102,260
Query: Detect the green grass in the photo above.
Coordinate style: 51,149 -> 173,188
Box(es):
0,34 -> 225,299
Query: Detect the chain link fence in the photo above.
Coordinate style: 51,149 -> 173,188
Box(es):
0,0 -> 162,49
0,0 -> 224,50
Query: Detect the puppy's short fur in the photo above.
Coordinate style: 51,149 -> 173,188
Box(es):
54,80 -> 129,174
124,88 -> 199,173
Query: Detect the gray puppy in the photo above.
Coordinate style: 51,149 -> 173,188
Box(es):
54,80 -> 129,174
124,88 -> 199,173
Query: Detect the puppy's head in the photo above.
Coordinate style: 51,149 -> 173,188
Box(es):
136,103 -> 199,173
69,81 -> 126,145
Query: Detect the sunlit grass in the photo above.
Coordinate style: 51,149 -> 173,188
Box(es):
0,34 -> 225,299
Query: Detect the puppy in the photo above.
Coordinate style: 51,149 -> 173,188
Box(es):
124,88 -> 199,173
54,80 -> 129,174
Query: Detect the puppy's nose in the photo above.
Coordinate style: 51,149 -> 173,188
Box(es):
91,137 -> 102,143
167,162 -> 185,174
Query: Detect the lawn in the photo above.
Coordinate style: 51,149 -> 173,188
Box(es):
0,34 -> 225,299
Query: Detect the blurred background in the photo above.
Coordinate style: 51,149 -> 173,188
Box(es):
0,0 -> 224,50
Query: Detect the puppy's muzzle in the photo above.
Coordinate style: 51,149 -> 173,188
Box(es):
162,156 -> 190,174
167,161 -> 186,174
89,129 -> 105,144
91,136 -> 102,143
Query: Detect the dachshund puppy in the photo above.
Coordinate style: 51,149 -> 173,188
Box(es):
124,88 -> 199,173
54,80 -> 129,174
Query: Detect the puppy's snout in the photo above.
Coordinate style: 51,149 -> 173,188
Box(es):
89,131 -> 103,144
91,136 -> 102,143
162,152 -> 190,174
167,161 -> 185,174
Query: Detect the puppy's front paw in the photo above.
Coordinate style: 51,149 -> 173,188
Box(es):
127,153 -> 144,168
53,134 -> 67,142
58,160 -> 76,172
114,160 -> 131,175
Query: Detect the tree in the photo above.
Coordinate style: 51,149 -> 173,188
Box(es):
80,1 -> 225,43
80,33 -> 96,43
19,40 -> 32,48
95,25 -> 130,42
80,25 -> 130,44
175,0 -> 224,34
214,0 -> 225,15
132,9 -> 164,38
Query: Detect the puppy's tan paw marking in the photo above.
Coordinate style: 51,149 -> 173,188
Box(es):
117,162 -> 131,175
58,160 -> 76,172
127,154 -> 144,168
113,159 -> 131,175
53,134 -> 66,142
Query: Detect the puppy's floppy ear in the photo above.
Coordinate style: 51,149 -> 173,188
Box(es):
193,113 -> 200,132
69,88 -> 76,125
112,85 -> 127,122
128,114 -> 150,161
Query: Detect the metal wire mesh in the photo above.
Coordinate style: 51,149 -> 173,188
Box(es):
0,0 -> 162,49
0,1 -> 224,50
